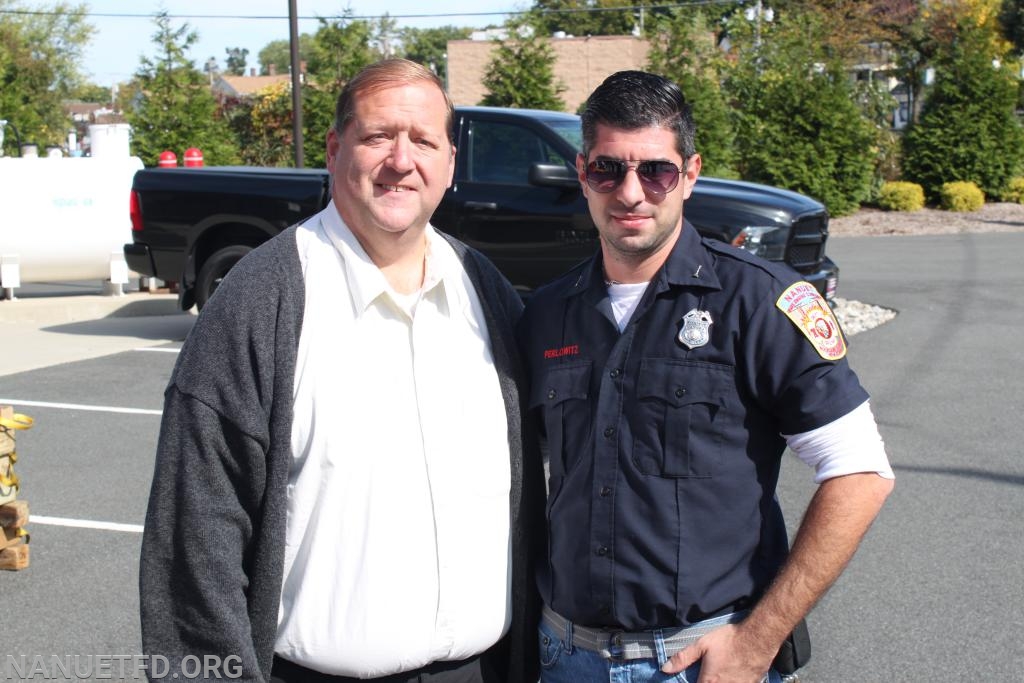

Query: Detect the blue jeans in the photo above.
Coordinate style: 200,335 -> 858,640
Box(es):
538,617 -> 784,683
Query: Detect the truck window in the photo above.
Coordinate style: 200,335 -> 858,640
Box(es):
543,119 -> 584,154
467,120 -> 572,185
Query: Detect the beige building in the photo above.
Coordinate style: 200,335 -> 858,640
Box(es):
210,64 -> 309,102
446,35 -> 650,112
211,73 -> 291,101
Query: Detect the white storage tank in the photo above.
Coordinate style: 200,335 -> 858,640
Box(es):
87,123 -> 132,159
0,154 -> 143,284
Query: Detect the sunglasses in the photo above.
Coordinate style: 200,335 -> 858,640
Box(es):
584,158 -> 686,195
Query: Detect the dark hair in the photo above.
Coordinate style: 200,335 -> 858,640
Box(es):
580,70 -> 695,160
332,58 -> 455,144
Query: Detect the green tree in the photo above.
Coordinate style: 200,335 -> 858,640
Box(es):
724,8 -> 877,216
238,15 -> 374,168
765,1 -> 917,60
68,82 -> 113,104
998,0 -> 1024,107
1000,0 -> 1024,53
295,13 -> 376,166
225,80 -> 334,169
646,9 -> 738,178
886,1 -> 1008,127
529,0 -> 643,37
307,12 -> 375,91
225,47 -> 249,76
113,78 -> 143,114
480,21 -> 566,110
853,78 -> 902,195
127,13 -> 239,166
371,13 -> 399,58
257,35 -> 313,75
299,85 -> 337,169
399,25 -> 472,84
0,1 -> 94,154
903,19 -> 1024,199
227,81 -> 293,166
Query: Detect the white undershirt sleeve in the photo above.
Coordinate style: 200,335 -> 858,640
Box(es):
783,400 -> 895,484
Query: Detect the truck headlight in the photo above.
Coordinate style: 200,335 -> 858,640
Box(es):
731,226 -> 787,260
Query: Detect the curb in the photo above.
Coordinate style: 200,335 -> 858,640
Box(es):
0,293 -> 187,326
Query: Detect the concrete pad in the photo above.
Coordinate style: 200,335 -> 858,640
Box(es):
0,292 -> 195,377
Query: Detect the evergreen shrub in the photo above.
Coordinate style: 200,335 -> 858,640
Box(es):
725,14 -> 875,217
877,182 -> 925,211
939,181 -> 985,212
902,25 -> 1024,201
1000,177 -> 1024,203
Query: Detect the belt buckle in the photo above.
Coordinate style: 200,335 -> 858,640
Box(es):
606,631 -> 625,660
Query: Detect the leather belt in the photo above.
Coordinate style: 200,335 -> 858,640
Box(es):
542,605 -> 747,661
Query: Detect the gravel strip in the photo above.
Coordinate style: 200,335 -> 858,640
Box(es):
829,202 -> 1024,237
825,204 -> 1024,335
831,297 -> 897,337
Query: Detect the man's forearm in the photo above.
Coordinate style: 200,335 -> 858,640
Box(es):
662,471 -> 894,680
739,472 -> 895,657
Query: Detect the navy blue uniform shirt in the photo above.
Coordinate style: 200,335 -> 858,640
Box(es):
517,223 -> 869,630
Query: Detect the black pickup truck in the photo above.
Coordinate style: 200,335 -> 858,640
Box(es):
125,106 -> 838,311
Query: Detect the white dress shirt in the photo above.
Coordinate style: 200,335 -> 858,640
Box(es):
274,202 -> 512,677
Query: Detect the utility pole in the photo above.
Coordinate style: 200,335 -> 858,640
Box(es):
744,0 -> 773,71
755,0 -> 763,51
289,0 -> 304,168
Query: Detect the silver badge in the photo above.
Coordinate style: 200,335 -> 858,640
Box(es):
678,309 -> 713,349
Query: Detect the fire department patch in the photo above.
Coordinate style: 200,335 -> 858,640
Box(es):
776,282 -> 847,360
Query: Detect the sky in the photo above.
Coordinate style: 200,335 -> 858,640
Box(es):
58,1 -> 525,87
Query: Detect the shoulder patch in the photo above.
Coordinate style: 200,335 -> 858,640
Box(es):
775,282 -> 847,360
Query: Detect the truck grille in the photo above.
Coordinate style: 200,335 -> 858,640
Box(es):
785,214 -> 828,271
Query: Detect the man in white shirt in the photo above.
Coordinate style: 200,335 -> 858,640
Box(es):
140,59 -> 545,683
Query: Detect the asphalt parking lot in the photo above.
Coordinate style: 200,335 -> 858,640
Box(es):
1,285 -> 193,675
1,232 -> 1022,682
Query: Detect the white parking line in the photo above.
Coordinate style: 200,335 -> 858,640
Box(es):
0,398 -> 161,416
133,347 -> 180,353
29,515 -> 143,533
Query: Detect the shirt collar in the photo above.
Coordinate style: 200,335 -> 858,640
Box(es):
569,221 -> 722,301
319,200 -> 464,317
657,221 -> 722,292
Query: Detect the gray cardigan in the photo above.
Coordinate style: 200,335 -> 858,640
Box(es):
140,226 -> 544,683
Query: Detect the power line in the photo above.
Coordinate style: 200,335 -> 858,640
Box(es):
1,9 -> 513,20
1,2 -> 738,24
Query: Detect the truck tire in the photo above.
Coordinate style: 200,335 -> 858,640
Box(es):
195,245 -> 252,310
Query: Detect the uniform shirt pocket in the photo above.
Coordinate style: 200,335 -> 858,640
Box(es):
529,361 -> 592,477
632,359 -> 733,478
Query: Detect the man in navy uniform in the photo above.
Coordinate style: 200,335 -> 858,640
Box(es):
518,71 -> 894,683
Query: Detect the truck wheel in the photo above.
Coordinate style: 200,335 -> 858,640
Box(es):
195,245 -> 252,310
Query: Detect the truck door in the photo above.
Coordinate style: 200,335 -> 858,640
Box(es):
440,116 -> 596,291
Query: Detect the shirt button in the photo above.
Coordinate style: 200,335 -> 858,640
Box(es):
600,486 -> 612,497
609,368 -> 621,378
675,387 -> 687,398
547,389 -> 557,400
604,426 -> 615,438
596,546 -> 609,556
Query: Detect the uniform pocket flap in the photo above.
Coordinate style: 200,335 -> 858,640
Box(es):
529,361 -> 592,408
637,359 -> 729,408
